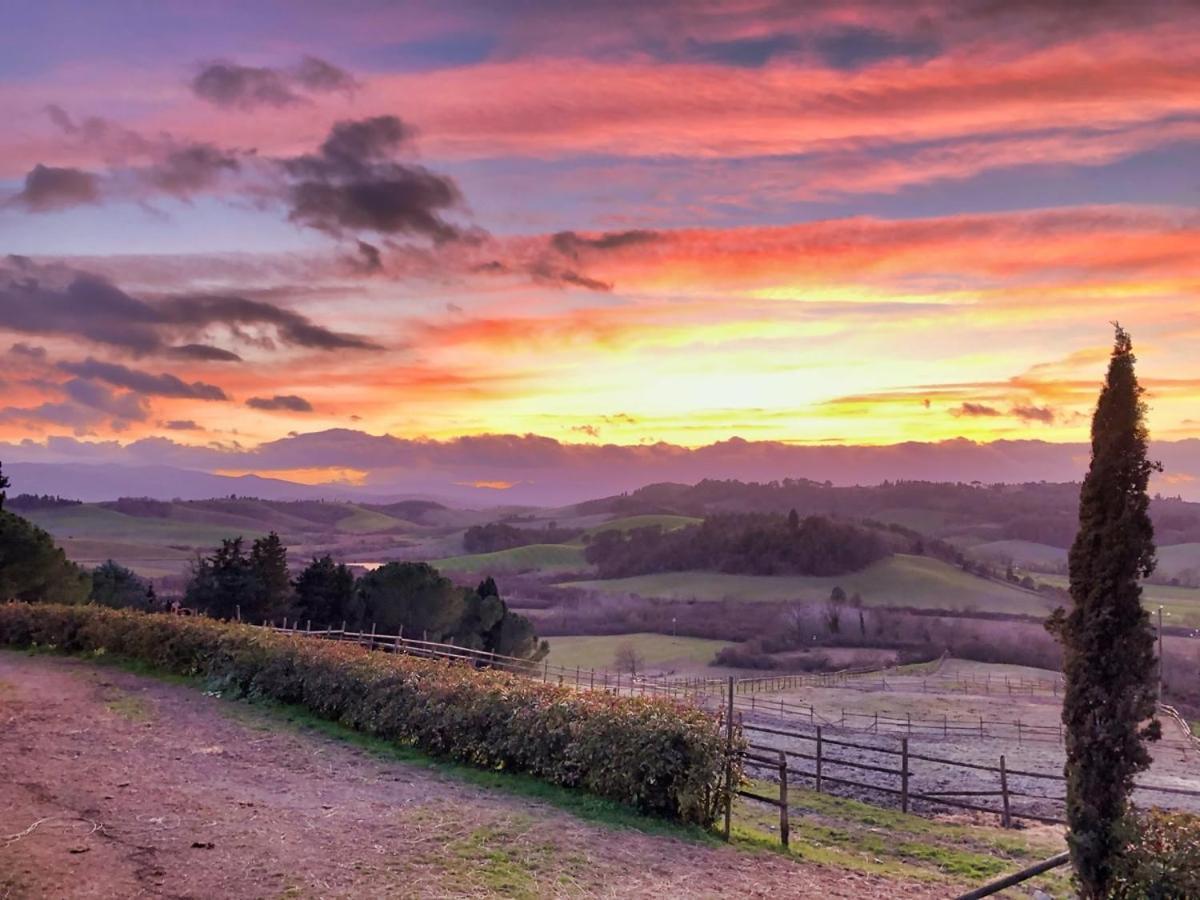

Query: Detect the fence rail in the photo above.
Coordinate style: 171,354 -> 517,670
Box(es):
737,718 -> 1200,834
258,622 -> 1199,840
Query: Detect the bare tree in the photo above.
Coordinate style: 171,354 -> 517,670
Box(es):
613,641 -> 645,676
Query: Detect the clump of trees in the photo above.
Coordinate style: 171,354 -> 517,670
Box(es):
0,464 -> 91,603
1049,327 -> 1161,898
5,493 -> 82,511
584,512 -> 890,579
356,565 -> 546,660
180,533 -> 547,660
463,521 -> 582,553
184,533 -> 292,622
89,560 -> 156,610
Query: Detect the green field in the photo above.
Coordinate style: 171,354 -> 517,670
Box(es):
1037,573 -> 1200,627
432,543 -> 587,574
545,633 -> 730,671
579,514 -> 701,539
564,554 -> 1054,615
1156,543 -> 1200,579
970,539 -> 1067,570
24,505 -> 263,547
333,507 -> 412,534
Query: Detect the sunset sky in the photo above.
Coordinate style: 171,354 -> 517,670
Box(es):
2,1 -> 1199,496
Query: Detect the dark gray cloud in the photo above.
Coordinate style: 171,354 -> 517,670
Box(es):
293,55 -> 358,93
0,258 -> 380,355
0,377 -> 149,434
57,358 -> 228,401
1012,404 -> 1056,424
145,144 -> 241,196
191,57 -> 357,110
38,106 -> 245,203
162,294 -> 380,351
952,402 -> 1002,417
161,419 -> 203,431
550,229 -> 660,261
281,116 -> 465,242
12,165 -> 100,212
9,343 -> 47,361
168,344 -> 242,362
246,394 -> 314,412
191,61 -> 301,109
530,264 -> 611,292
350,240 -> 383,274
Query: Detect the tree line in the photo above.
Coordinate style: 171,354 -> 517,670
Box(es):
181,534 -> 546,660
584,512 -> 890,579
462,520 -> 582,553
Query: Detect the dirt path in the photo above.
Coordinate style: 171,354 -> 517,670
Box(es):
0,652 -> 945,899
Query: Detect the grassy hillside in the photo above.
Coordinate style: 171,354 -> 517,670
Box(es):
1157,543 -> 1200,578
432,543 -> 587,574
579,514 -> 701,539
970,539 -> 1067,569
24,505 -> 263,546
333,507 -> 412,534
564,554 -> 1054,615
545,633 -> 730,672
1037,573 -> 1200,627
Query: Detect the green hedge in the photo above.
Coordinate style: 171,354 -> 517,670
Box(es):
0,604 -> 738,826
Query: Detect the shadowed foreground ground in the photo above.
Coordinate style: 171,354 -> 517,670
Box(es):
0,651 -> 945,899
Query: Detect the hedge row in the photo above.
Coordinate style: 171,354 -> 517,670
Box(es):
1110,809 -> 1200,898
0,604 -> 738,826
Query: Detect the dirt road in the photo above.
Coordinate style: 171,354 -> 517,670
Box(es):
0,652 -> 944,899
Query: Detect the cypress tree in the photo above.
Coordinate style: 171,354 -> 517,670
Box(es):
1057,325 -> 1161,898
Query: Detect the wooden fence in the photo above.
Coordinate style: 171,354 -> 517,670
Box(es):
736,715 -> 1200,842
261,622 -> 1199,842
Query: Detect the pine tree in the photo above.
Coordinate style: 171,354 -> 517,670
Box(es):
0,460 -> 9,510
293,555 -> 359,627
1056,325 -> 1161,898
250,532 -> 292,621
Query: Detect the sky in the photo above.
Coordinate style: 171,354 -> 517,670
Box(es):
1,1 -> 1199,499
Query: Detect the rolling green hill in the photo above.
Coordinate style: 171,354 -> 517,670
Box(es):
563,554 -> 1054,615
545,633 -> 731,672
23,505 -> 264,547
970,540 -> 1067,570
579,514 -> 701,539
432,543 -> 587,574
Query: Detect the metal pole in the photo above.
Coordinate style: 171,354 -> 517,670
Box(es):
1158,605 -> 1164,699
723,675 -> 734,841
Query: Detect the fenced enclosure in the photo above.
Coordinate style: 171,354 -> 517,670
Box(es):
262,621 -> 1200,839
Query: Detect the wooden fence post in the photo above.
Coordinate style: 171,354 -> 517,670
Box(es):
901,738 -> 910,814
723,675 -> 734,841
370,621 -> 376,649
1000,754 -> 1012,828
778,749 -> 789,848
815,727 -> 823,793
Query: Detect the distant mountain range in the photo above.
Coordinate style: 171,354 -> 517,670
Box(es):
5,433 -> 1200,505
3,462 -> 378,504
